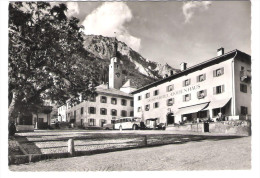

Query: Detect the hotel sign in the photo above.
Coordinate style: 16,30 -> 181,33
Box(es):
147,84 -> 201,103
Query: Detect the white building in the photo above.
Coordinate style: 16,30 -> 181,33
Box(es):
58,39 -> 136,128
132,48 -> 251,126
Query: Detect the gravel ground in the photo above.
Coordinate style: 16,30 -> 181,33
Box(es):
8,137 -> 24,156
13,130 -> 242,155
9,136 -> 251,171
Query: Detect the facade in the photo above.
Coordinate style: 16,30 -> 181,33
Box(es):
15,100 -> 54,131
132,49 -> 251,125
65,84 -> 134,127
58,39 -> 135,128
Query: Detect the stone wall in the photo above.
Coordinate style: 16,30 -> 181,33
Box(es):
166,120 -> 251,136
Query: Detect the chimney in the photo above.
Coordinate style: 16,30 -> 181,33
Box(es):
217,47 -> 224,56
180,62 -> 187,71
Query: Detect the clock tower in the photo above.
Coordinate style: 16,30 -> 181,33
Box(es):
109,38 -> 123,89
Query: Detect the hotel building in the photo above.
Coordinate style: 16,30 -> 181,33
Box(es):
58,40 -> 135,128
132,48 -> 251,125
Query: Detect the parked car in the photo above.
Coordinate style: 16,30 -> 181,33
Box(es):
103,123 -> 114,130
157,123 -> 166,130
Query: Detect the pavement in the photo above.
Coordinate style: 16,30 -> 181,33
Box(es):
9,135 -> 251,171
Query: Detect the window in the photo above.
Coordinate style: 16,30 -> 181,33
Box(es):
241,66 -> 245,71
80,107 -> 84,115
130,100 -> 134,107
154,90 -> 159,96
88,118 -> 95,126
121,110 -> 127,117
111,98 -> 117,105
100,108 -> 107,115
197,90 -> 207,99
121,99 -> 127,106
138,95 -> 142,100
145,93 -> 150,98
100,96 -> 107,103
213,85 -> 225,94
197,74 -> 206,82
88,107 -> 96,114
154,102 -> 159,108
167,98 -> 174,106
183,94 -> 191,102
213,67 -> 224,77
240,84 -> 247,93
111,119 -> 116,124
74,110 -> 76,120
183,79 -> 191,87
111,109 -> 117,116
213,108 -> 225,117
167,85 -> 174,92
130,111 -> 134,117
241,106 -> 248,115
145,104 -> 150,111
89,95 -> 96,102
138,107 -> 142,112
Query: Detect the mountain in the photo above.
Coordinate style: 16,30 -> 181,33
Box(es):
83,35 -> 180,88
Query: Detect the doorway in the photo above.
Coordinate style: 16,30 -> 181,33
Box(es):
167,113 -> 174,125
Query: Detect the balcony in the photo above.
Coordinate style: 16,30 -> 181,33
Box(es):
240,70 -> 251,83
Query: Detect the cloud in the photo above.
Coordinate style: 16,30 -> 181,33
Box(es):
82,2 -> 141,52
182,1 -> 212,23
66,2 -> 79,17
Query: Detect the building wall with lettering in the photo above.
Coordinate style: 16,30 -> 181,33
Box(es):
134,57 -> 235,124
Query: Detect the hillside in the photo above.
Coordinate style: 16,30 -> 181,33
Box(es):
83,35 -> 179,88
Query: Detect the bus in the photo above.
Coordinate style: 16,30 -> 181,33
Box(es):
114,117 -> 143,130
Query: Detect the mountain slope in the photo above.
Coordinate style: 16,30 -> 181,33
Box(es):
83,35 -> 180,88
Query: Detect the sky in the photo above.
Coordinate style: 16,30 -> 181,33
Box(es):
62,1 -> 251,69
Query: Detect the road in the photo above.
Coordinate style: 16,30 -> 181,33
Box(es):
9,136 -> 251,171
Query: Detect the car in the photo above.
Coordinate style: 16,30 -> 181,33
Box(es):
103,123 -> 114,130
156,123 -> 166,130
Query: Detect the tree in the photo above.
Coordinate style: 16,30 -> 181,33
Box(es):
8,2 -> 100,121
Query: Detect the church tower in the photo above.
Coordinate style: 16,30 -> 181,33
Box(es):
109,37 -> 123,89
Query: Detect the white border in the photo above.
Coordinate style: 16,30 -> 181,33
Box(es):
1,1 -> 259,178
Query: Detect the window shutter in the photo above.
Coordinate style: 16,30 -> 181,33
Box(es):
245,85 -> 247,93
221,67 -> 224,75
94,119 -> 96,126
189,94 -> 191,100
204,89 -> 207,97
183,81 -> 185,87
197,91 -> 199,98
88,107 -> 90,114
203,74 -> 206,80
197,76 -> 199,82
213,70 -> 216,77
189,79 -> 191,85
222,85 -> 225,93
183,95 -> 185,101
213,87 -> 216,94
173,98 -> 175,104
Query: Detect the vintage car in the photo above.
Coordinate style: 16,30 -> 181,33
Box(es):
103,123 -> 114,130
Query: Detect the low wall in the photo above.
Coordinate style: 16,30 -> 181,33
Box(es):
16,125 -> 34,132
166,120 -> 251,136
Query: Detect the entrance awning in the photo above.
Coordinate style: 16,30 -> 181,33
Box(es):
202,98 -> 231,110
175,102 -> 209,115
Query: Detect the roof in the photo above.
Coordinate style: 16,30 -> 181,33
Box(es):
96,84 -> 133,98
120,79 -> 136,89
131,49 -> 251,94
